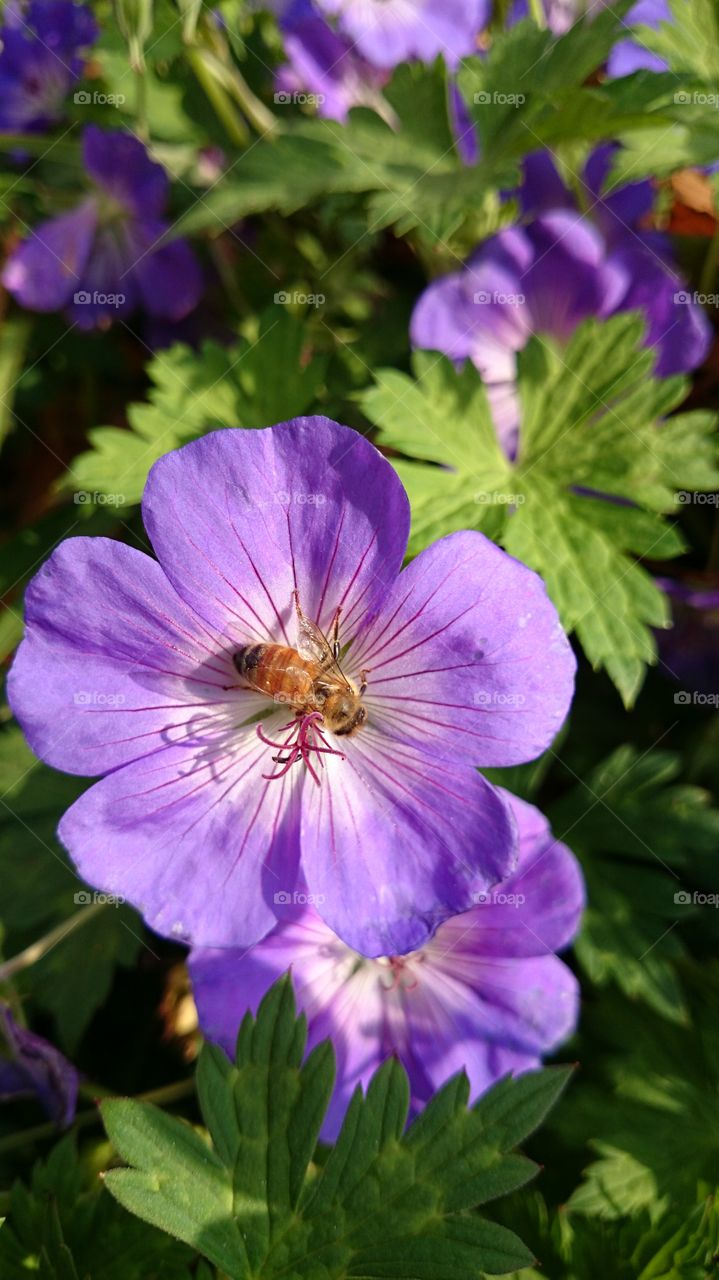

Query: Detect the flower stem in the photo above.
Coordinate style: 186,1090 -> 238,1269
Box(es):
187,48 -> 251,147
0,1077 -> 196,1154
0,903 -> 105,985
527,0 -> 547,28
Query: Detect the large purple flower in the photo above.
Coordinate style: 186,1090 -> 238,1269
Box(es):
312,0 -> 488,70
411,148 -> 711,456
276,0 -> 390,121
2,126 -> 203,331
0,0 -> 98,132
190,791 -> 584,1139
8,419 -> 575,958
0,1006 -> 79,1127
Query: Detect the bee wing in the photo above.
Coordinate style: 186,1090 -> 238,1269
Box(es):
296,614 -> 352,688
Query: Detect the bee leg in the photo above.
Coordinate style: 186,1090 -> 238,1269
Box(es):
359,668 -> 371,696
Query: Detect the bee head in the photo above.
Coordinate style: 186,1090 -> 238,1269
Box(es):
323,693 -> 367,736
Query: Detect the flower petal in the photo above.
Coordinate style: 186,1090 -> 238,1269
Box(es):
467,790 -> 585,956
300,734 -> 517,957
82,125 -> 167,218
132,227 -> 204,321
141,419 -> 410,643
2,200 -> 96,311
58,735 -> 302,947
350,530 -> 575,767
7,536 -> 264,777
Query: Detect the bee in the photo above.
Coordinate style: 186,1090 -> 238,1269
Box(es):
233,590 -> 367,736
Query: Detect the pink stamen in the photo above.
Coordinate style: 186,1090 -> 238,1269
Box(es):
257,711 -> 346,785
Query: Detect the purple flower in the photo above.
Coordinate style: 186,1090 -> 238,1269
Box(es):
0,0 -> 97,132
276,0 -> 390,121
2,126 -> 203,331
8,419 -> 575,958
656,575 -> 719,696
190,791 -> 584,1139
312,0 -> 489,70
411,148 -> 711,456
0,1006 -> 79,1127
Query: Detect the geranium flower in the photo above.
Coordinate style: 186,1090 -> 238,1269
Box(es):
190,791 -> 584,1139
8,419 -> 575,957
2,126 -> 203,330
0,1006 -> 79,1127
276,0 -> 391,122
312,0 -> 488,69
410,147 -> 711,457
0,0 -> 98,133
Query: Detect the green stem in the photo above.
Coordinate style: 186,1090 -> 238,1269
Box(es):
187,49 -> 251,147
527,0 -> 547,28
0,1077 -> 196,1155
134,65 -> 149,142
224,65 -> 278,138
0,904 -> 105,985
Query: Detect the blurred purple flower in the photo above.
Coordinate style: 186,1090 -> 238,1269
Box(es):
0,1006 -> 79,1127
411,147 -> 711,456
312,0 -> 488,70
656,575 -> 719,696
8,419 -> 575,958
0,0 -> 97,132
2,126 -> 203,331
276,0 -> 390,121
190,791 -> 584,1139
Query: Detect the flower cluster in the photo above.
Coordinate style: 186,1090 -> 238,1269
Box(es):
9,417 -> 581,1122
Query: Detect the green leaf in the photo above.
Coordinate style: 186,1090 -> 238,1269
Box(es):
65,311 -> 327,506
0,1134 -> 196,1279
102,975 -> 570,1279
364,314 -> 719,705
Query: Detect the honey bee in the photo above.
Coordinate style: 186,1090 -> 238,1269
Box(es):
233,590 -> 367,736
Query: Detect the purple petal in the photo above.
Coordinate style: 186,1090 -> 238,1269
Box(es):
58,735 -> 302,948
132,228 -> 204,321
82,126 -> 168,218
316,0 -> 488,69
7,536 -> 263,777
453,790 -> 585,956
141,419 -> 410,643
0,1008 -> 79,1127
608,238 -> 712,376
349,530 -> 576,767
278,3 -> 389,121
300,741 -> 518,956
2,200 -> 96,311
